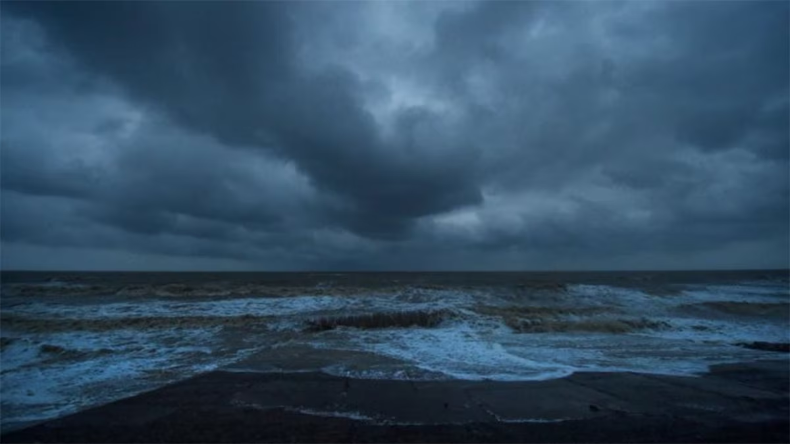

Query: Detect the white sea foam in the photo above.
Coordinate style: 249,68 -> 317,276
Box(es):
2,280 -> 787,427
319,363 -> 448,381
310,308 -> 783,382
644,317 -> 790,344
563,285 -> 670,314
502,333 -> 767,376
0,327 -> 249,427
490,414 -> 570,424
285,407 -> 377,422
679,284 -> 789,304
7,288 -> 475,322
294,283 -> 790,381
8,296 -> 348,320
312,319 -> 576,381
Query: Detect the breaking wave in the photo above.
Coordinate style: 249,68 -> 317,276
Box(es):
2,277 -> 788,428
680,301 -> 789,318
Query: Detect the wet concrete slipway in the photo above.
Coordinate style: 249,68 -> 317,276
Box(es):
2,355 -> 788,443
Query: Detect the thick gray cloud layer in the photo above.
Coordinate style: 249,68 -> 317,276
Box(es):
1,1 -> 788,270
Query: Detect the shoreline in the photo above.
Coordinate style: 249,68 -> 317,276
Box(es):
2,358 -> 787,443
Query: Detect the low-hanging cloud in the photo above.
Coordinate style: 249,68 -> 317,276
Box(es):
1,0 -> 787,270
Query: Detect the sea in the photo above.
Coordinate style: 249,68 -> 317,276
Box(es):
1,270 -> 788,429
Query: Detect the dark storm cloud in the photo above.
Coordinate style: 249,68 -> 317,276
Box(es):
4,0 -> 481,240
1,0 -> 788,270
628,2 -> 789,158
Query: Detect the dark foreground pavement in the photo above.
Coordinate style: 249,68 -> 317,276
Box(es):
2,359 -> 788,443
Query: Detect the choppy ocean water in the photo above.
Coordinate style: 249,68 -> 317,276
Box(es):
1,271 -> 788,428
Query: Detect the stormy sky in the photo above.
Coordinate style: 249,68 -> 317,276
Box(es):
1,1 -> 788,271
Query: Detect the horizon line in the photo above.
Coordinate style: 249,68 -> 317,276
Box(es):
1,268 -> 788,274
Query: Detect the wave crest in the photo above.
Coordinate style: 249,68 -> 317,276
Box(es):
683,301 -> 789,318
505,317 -> 670,334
